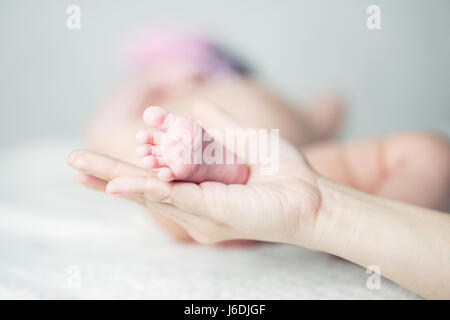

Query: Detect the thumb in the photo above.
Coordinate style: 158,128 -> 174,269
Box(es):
191,101 -> 259,162
192,100 -> 244,135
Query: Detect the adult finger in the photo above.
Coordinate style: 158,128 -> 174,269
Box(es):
192,101 -> 257,162
107,174 -> 252,228
74,173 -> 107,192
106,176 -> 172,202
74,173 -> 145,205
68,149 -> 153,181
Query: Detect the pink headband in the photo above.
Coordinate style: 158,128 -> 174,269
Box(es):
119,28 -> 236,76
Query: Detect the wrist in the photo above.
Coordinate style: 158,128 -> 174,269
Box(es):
286,175 -> 354,251
304,177 -> 450,299
304,177 -> 351,252
303,177 -> 374,255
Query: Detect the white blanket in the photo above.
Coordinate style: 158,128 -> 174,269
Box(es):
0,140 -> 419,299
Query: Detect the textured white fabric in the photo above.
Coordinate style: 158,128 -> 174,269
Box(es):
0,140 -> 420,299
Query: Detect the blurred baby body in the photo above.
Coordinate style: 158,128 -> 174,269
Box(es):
87,28 -> 341,164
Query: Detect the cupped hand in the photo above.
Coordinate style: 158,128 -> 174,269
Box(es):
68,103 -> 327,248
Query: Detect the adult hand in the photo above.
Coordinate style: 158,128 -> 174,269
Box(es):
68,103 -> 326,248
68,103 -> 450,299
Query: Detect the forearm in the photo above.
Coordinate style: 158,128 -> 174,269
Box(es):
311,177 -> 450,299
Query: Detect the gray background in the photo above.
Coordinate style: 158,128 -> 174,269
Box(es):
0,0 -> 449,147
0,0 -> 446,300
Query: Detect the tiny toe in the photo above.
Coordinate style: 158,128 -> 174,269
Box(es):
142,155 -> 162,169
156,157 -> 166,167
158,167 -> 175,181
143,106 -> 169,128
150,146 -> 162,156
136,131 -> 153,144
136,145 -> 152,158
152,131 -> 162,145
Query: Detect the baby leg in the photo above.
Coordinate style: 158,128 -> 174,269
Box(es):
305,131 -> 450,211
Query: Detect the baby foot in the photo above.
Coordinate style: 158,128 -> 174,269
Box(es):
136,106 -> 249,184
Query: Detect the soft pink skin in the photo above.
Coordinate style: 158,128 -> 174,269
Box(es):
136,106 -> 249,184
81,28 -> 450,249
